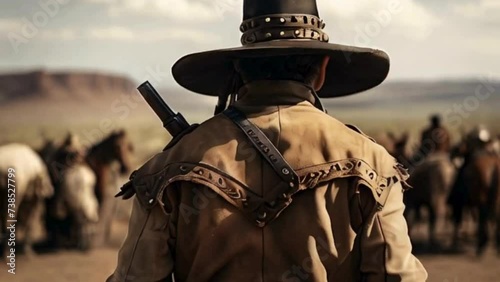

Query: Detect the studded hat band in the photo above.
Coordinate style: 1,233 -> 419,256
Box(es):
240,14 -> 330,45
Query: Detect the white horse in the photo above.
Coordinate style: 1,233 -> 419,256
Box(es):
40,133 -> 100,250
0,143 -> 54,256
55,163 -> 99,250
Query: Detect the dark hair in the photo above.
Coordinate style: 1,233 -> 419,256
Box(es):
234,55 -> 325,85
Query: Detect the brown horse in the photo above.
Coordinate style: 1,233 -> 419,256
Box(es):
405,153 -> 455,246
86,130 -> 134,245
391,133 -> 455,247
449,148 -> 500,255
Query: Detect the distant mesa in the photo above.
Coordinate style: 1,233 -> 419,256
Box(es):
0,70 -> 135,103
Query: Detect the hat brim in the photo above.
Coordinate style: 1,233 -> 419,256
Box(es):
172,40 -> 390,98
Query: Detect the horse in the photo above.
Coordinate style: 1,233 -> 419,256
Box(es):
0,143 -> 54,256
85,130 -> 134,245
57,164 -> 99,250
40,133 -> 100,250
449,132 -> 500,256
392,133 -> 455,247
405,152 -> 456,247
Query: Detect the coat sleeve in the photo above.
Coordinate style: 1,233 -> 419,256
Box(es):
359,181 -> 428,282
106,196 -> 175,282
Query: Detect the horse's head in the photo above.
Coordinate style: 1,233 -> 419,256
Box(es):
394,132 -> 409,151
59,132 -> 86,165
392,132 -> 410,165
63,132 -> 82,149
109,130 -> 134,175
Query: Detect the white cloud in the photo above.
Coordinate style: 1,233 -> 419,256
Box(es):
87,26 -> 135,40
85,0 -> 239,22
453,0 -> 500,23
0,18 -> 22,33
319,0 -> 441,44
39,28 -> 78,40
85,26 -> 220,44
82,0 -> 440,41
393,0 -> 440,39
1,0 -> 499,81
320,0 -> 387,18
463,36 -> 500,56
483,0 -> 500,8
0,18 -> 219,44
84,0 -> 115,3
161,28 -> 220,44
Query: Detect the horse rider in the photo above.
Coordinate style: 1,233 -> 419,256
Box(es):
419,114 -> 451,158
448,126 -> 493,230
466,125 -> 494,155
108,0 -> 427,281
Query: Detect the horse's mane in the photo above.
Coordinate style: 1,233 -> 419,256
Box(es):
87,130 -> 128,164
90,134 -> 114,152
87,132 -> 120,161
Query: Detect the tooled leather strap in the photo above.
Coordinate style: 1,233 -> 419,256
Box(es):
223,106 -> 299,186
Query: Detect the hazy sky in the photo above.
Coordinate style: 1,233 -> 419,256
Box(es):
1,0 -> 499,87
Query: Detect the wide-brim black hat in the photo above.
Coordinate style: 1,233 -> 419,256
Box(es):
172,0 -> 390,98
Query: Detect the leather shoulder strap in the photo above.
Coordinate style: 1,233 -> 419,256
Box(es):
223,106 -> 299,186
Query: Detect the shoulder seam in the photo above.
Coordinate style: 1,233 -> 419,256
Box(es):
344,124 -> 377,143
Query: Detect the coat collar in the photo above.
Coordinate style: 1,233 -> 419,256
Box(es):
235,80 -> 317,107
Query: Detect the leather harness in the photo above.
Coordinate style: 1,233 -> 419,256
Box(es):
223,106 -> 299,187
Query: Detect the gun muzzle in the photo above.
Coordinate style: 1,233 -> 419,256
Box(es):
137,81 -> 190,137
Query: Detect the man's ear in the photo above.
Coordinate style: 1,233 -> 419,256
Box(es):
314,56 -> 330,91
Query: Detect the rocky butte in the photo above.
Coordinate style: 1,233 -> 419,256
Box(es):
0,70 -> 136,103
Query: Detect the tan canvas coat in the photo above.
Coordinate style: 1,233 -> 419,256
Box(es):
107,81 -> 427,282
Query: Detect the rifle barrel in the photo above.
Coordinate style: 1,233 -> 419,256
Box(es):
137,81 -> 190,137
137,81 -> 175,120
